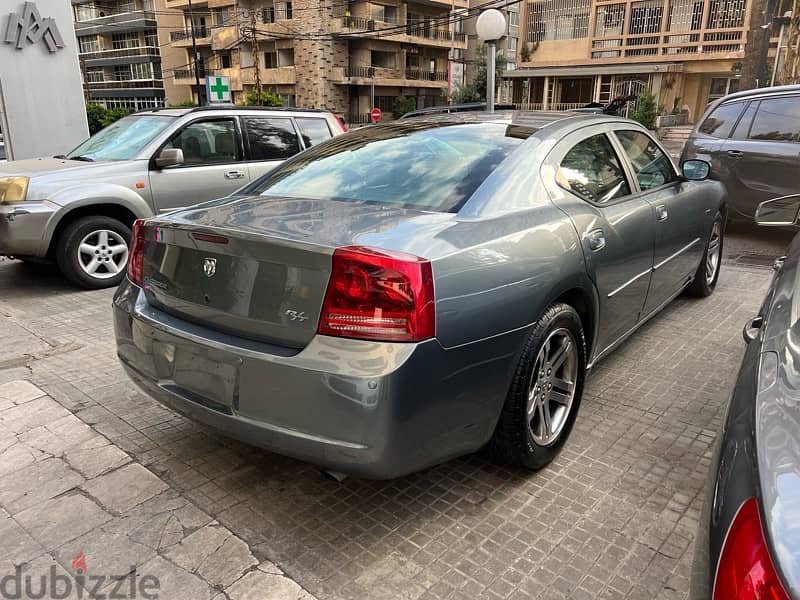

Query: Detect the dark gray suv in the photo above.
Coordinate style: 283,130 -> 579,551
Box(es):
681,84 -> 800,222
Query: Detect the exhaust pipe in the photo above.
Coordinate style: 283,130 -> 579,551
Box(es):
320,469 -> 348,482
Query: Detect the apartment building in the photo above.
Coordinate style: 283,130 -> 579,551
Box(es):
164,0 -> 468,121
72,0 -> 190,110
464,1 -> 521,101
504,0 -> 759,122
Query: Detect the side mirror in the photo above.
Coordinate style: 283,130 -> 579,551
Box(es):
755,195 -> 800,227
681,159 -> 710,181
155,148 -> 184,169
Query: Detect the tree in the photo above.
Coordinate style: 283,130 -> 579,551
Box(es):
392,96 -> 417,117
452,44 -> 508,103
244,89 -> 284,107
631,89 -> 658,130
85,104 -> 132,135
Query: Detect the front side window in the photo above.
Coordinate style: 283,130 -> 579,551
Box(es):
615,130 -> 675,190
66,115 -> 175,161
698,102 -> 745,138
748,97 -> 800,142
296,118 -> 332,148
247,122 -> 526,212
558,134 -> 631,204
165,120 -> 238,165
243,117 -> 299,160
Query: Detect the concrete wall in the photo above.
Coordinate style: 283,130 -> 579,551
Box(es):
0,0 -> 89,159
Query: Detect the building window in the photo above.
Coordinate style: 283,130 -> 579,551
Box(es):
371,50 -> 396,68
74,4 -> 98,21
113,65 -> 133,81
144,29 -> 158,47
262,6 -> 276,23
629,0 -> 663,34
594,3 -> 625,36
507,36 -> 518,51
277,48 -> 294,66
370,3 -> 398,23
526,0 -> 591,42
265,51 -> 278,68
509,10 -> 520,26
667,0 -> 703,31
85,67 -> 104,82
219,51 -> 232,69
112,32 -> 140,49
212,7 -> 230,26
78,35 -> 101,53
131,63 -> 154,80
706,0 -> 746,28
276,2 -> 292,20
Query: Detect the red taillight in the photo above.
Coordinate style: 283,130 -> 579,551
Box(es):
714,497 -> 789,600
127,219 -> 145,286
318,246 -> 435,342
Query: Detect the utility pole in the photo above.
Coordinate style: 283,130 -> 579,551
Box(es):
188,0 -> 203,105
250,9 -> 262,105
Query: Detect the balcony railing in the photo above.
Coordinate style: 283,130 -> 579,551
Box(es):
170,28 -> 209,42
85,79 -> 164,89
337,17 -> 466,43
513,102 -> 586,111
344,66 -> 377,78
80,46 -> 161,60
174,69 -> 205,81
588,27 -> 745,59
404,69 -> 448,81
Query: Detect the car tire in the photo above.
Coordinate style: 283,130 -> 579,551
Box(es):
56,216 -> 131,290
685,212 -> 723,298
487,302 -> 587,470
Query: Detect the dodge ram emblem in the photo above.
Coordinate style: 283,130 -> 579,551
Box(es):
203,257 -> 217,278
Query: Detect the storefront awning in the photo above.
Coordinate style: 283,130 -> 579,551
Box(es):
504,63 -> 684,78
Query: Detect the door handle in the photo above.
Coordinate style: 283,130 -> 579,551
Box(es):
727,150 -> 744,158
224,170 -> 245,179
656,204 -> 668,221
587,228 -> 606,251
743,315 -> 764,343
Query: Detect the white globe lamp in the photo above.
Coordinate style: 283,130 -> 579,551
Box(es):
475,9 -> 507,113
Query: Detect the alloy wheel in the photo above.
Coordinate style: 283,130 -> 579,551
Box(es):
77,229 -> 129,280
526,328 -> 579,446
706,220 -> 721,285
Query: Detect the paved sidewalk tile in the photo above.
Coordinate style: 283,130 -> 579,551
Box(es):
15,493 -> 113,551
225,569 -> 315,600
0,379 -> 46,405
0,458 -> 84,514
82,463 -> 169,514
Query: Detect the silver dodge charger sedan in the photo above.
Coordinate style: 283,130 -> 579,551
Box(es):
113,112 -> 724,479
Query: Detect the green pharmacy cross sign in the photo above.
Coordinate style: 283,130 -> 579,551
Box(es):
207,76 -> 231,103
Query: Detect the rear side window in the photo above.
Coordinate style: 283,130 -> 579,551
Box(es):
731,102 -> 758,140
243,117 -> 300,160
558,134 -> 631,205
698,102 -> 745,138
296,118 -> 333,148
615,130 -> 675,190
748,96 -> 800,142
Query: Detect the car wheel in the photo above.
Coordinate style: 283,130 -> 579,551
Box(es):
685,213 -> 723,297
487,303 -> 587,470
56,216 -> 131,290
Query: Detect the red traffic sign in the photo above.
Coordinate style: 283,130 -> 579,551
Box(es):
370,107 -> 382,123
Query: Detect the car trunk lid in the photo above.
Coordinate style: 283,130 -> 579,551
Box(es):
140,195 -> 452,348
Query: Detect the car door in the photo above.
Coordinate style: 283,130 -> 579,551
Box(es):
613,128 -> 704,317
547,127 -> 656,356
241,115 -> 302,180
719,94 -> 800,219
148,117 -> 249,212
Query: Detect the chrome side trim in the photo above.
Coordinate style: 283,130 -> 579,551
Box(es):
653,237 -> 701,271
607,269 -> 652,298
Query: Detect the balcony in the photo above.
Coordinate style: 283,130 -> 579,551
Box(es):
81,46 -> 160,67
170,28 -> 212,46
85,78 -> 164,90
588,28 -> 745,61
240,66 -> 297,85
174,69 -> 206,85
333,17 -> 468,49
74,11 -> 157,35
334,66 -> 449,88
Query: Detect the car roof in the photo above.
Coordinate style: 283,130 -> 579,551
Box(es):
396,110 -> 632,138
717,83 -> 800,104
133,105 -> 336,117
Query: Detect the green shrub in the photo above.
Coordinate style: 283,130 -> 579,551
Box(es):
244,89 -> 283,107
392,96 -> 417,117
85,103 -> 132,135
631,90 -> 658,130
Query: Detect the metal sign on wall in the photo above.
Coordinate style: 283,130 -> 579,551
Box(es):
4,1 -> 64,53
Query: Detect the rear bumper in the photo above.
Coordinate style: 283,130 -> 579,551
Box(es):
0,202 -> 56,257
113,279 -> 524,478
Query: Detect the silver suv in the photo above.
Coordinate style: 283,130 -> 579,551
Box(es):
0,106 -> 345,288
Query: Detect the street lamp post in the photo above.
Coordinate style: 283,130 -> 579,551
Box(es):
476,9 -> 506,113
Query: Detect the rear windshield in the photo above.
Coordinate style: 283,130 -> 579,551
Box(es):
248,122 -> 525,212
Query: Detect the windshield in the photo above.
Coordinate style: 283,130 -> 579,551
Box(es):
66,115 -> 175,161
248,122 -> 525,212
